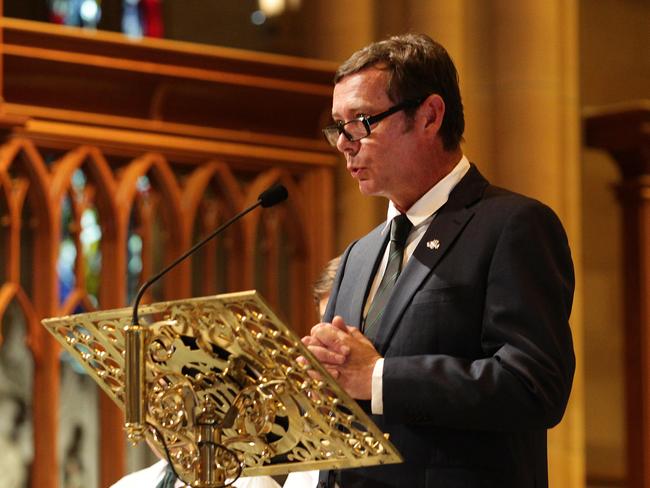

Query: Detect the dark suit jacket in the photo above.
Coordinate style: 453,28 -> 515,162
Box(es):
320,165 -> 575,488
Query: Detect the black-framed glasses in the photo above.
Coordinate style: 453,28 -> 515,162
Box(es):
322,97 -> 426,147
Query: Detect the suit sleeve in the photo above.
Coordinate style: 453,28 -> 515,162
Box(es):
382,200 -> 575,431
322,243 -> 354,324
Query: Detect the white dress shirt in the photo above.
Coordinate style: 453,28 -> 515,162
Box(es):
368,155 -> 470,414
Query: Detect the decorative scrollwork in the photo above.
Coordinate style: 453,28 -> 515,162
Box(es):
42,291 -> 402,485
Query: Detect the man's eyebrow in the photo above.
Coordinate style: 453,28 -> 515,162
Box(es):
332,104 -> 369,120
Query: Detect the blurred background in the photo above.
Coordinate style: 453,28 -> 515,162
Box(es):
0,0 -> 647,487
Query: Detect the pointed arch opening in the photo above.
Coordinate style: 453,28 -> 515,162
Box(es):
246,170 -> 310,331
51,146 -> 118,314
117,153 -> 183,305
183,161 -> 246,297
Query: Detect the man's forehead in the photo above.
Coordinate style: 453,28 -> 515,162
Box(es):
332,68 -> 390,116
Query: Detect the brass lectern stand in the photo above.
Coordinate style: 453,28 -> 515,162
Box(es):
42,291 -> 402,487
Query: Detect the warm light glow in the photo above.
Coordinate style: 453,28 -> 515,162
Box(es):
80,0 -> 101,25
259,0 -> 285,17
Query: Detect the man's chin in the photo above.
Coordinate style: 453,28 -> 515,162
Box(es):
357,180 -> 378,196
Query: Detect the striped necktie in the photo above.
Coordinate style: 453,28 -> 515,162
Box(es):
363,213 -> 413,338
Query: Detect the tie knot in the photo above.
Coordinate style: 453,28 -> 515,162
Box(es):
390,214 -> 412,246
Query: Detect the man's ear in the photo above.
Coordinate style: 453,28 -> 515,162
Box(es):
421,94 -> 445,134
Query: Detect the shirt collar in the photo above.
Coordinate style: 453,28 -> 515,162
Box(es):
382,155 -> 471,234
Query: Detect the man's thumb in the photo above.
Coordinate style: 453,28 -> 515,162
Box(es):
331,315 -> 349,332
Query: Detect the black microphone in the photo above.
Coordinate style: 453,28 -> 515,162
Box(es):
259,183 -> 288,208
131,183 -> 288,325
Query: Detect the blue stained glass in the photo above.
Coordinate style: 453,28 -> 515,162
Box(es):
122,0 -> 143,38
71,169 -> 86,195
128,234 -> 143,274
126,175 -> 150,303
128,234 -> 143,254
57,169 -> 102,309
49,0 -> 101,28
136,175 -> 151,193
58,196 -> 76,306
81,208 -> 102,307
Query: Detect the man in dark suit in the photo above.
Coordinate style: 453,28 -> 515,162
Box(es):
303,33 -> 575,488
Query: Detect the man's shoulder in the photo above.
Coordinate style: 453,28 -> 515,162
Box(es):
457,169 -> 555,219
474,184 -> 569,245
462,163 -> 557,216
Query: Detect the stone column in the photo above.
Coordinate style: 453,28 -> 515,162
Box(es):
491,2 -> 584,486
301,0 -> 386,252
585,103 -> 650,488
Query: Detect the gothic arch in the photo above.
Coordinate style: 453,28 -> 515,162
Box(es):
115,153 -> 184,303
50,146 -> 120,314
0,283 -> 41,357
181,161 -> 243,228
181,161 -> 246,295
243,169 -> 310,328
50,145 -> 118,232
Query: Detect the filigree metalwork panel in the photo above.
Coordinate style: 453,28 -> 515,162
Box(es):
42,291 -> 402,483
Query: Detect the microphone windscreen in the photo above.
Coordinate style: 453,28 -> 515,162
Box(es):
258,184 -> 288,208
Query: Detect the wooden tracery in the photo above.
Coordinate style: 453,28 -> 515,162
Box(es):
0,16 -> 338,488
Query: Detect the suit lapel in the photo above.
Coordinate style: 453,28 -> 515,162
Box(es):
372,164 -> 489,354
339,225 -> 388,328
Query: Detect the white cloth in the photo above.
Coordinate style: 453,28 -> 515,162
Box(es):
110,460 -> 171,488
283,471 -> 319,488
366,155 -> 471,414
110,460 -> 318,488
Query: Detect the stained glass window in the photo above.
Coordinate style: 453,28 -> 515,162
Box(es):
49,0 -> 102,28
57,169 -> 102,310
126,174 -> 150,304
56,167 -> 102,488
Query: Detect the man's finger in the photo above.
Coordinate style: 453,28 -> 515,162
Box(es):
307,344 -> 347,365
311,322 -> 330,336
302,335 -> 321,347
324,366 -> 340,379
311,324 -> 351,355
331,316 -> 350,333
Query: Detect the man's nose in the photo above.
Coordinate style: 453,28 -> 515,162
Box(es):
336,133 -> 360,155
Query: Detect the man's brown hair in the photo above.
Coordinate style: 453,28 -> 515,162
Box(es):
313,256 -> 340,306
334,33 -> 464,151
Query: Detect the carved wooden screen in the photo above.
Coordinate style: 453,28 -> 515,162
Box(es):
0,17 -> 338,488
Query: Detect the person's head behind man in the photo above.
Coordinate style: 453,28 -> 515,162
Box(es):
313,256 -> 340,320
324,33 -> 465,213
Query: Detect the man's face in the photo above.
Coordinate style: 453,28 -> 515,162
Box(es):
331,68 -> 422,207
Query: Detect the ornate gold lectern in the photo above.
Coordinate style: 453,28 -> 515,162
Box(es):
42,291 -> 402,487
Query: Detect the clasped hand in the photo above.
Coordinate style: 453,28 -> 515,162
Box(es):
301,316 -> 381,400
